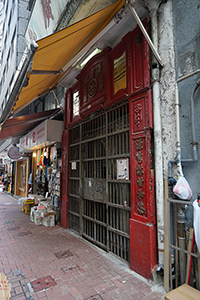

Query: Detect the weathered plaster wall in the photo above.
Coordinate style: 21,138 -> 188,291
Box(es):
158,0 -> 177,180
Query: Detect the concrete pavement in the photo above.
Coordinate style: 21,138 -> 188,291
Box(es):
0,190 -> 166,300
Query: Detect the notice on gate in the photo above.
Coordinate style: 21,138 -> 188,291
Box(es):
83,178 -> 106,201
117,158 -> 129,180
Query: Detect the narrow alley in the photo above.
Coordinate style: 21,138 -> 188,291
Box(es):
0,189 -> 165,300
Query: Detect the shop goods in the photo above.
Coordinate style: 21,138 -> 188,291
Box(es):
24,199 -> 35,214
42,215 -> 55,227
0,273 -> 11,300
20,197 -> 35,213
30,200 -> 56,227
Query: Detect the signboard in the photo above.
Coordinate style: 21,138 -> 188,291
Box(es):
71,162 -> 76,170
83,178 -> 106,201
25,0 -> 70,45
3,158 -> 11,165
20,121 -> 47,151
117,158 -> 129,180
19,120 -> 63,152
8,146 -> 22,160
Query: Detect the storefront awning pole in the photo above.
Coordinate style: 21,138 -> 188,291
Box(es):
129,4 -> 164,68
0,41 -> 38,128
51,90 -> 64,114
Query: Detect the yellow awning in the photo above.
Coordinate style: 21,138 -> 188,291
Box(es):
13,0 -> 125,114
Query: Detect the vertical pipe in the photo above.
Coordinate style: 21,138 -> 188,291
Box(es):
175,83 -> 183,176
190,79 -> 200,161
177,208 -> 186,284
151,9 -> 165,269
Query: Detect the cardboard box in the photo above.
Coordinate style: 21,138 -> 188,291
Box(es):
0,273 -> 11,300
42,216 -> 49,227
42,215 -> 55,227
165,284 -> 200,300
49,215 -> 55,227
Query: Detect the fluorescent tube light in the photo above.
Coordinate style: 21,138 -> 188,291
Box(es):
79,48 -> 102,68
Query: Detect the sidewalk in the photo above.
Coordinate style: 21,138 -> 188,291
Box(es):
0,190 -> 166,300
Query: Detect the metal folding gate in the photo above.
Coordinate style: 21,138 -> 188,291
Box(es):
68,101 -> 130,261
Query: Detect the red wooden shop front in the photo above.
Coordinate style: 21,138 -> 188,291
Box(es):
60,23 -> 157,279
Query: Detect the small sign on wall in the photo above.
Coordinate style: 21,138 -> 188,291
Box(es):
71,162 -> 76,170
117,158 -> 129,180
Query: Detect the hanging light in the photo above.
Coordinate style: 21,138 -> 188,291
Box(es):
33,152 -> 36,157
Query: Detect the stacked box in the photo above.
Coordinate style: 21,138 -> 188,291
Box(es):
165,284 -> 200,300
42,215 -> 55,227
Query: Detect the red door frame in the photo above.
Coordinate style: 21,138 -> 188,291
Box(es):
61,22 -> 158,279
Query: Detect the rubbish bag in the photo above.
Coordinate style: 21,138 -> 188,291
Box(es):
193,199 -> 200,252
173,175 -> 192,200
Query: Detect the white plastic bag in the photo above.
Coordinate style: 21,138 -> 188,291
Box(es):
173,176 -> 192,200
193,200 -> 200,252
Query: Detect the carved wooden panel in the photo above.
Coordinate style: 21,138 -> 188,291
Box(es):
78,47 -> 111,116
129,91 -> 155,224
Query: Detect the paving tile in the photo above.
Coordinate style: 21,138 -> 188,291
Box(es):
0,191 -> 166,300
54,249 -> 73,259
85,295 -> 103,300
31,275 -> 57,292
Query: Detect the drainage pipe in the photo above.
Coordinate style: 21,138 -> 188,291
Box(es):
177,69 -> 200,83
175,83 -> 183,176
190,78 -> 200,161
150,8 -> 164,270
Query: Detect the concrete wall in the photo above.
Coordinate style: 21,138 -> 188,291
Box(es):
158,0 -> 177,180
173,0 -> 200,201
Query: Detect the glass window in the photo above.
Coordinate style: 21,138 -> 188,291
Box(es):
35,99 -> 43,113
113,51 -> 127,95
5,90 -> 8,103
8,12 -> 11,34
11,27 -> 16,55
7,49 -> 10,68
73,90 -> 79,118
28,0 -> 35,11
5,1 -> 8,17
19,164 -> 26,191
44,92 -> 56,111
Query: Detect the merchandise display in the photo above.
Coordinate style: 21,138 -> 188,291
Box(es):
19,195 -> 56,227
35,167 -> 45,195
29,145 -> 62,224
48,168 -> 61,223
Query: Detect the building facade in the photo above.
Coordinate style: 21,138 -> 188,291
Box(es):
0,0 -> 32,116
1,0 -> 200,287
